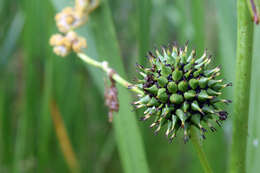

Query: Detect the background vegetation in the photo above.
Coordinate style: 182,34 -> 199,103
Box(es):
0,0 -> 259,172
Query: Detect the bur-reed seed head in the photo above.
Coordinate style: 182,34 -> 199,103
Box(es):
133,43 -> 232,143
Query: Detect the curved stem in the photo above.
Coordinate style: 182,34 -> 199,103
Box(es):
190,127 -> 214,173
229,0 -> 254,173
78,52 -> 214,173
77,53 -> 144,95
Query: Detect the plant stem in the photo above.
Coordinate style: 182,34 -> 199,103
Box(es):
190,127 -> 214,173
229,0 -> 254,173
78,52 -> 215,173
77,53 -> 144,95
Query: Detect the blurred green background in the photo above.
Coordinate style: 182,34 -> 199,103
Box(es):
0,0 -> 260,172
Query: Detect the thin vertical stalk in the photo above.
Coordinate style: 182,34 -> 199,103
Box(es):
190,127 -> 214,173
50,100 -> 80,173
229,0 -> 254,172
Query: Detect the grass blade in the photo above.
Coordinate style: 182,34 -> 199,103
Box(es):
191,0 -> 205,53
84,2 -> 150,173
136,0 -> 151,65
13,0 -> 54,172
51,0 -> 150,172
0,10 -> 24,68
247,27 -> 260,173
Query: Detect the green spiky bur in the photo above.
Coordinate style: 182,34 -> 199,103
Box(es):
134,43 -> 231,143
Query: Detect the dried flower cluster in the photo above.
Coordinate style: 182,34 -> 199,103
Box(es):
133,43 -> 231,142
50,31 -> 87,56
105,71 -> 119,122
50,0 -> 99,56
55,7 -> 86,33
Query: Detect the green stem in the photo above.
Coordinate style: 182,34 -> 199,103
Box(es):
77,53 -> 144,95
78,52 -> 215,173
190,127 -> 214,173
136,0 -> 151,66
229,0 -> 254,173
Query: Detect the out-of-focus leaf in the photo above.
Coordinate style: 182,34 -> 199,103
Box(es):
214,0 -> 236,84
0,11 -> 24,69
94,131 -> 116,173
13,0 -> 55,172
190,0 -> 205,54
136,0 -> 151,65
0,84 -> 5,162
87,3 -> 150,171
247,27 -> 260,173
213,0 -> 236,130
0,13 -> 24,169
207,1 -> 236,173
51,0 -> 150,173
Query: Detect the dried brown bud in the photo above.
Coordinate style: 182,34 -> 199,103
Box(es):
104,70 -> 119,122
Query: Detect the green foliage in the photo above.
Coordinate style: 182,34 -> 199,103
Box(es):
52,0 -> 150,173
136,0 -> 151,65
247,26 -> 260,173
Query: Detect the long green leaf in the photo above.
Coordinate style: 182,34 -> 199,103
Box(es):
247,27 -> 260,173
0,84 -> 5,163
190,0 -> 205,54
51,0 -> 150,172
13,0 -> 54,172
136,0 -> 151,65
84,2 -> 150,173
0,11 -> 24,68
0,12 -> 24,172
209,1 -> 237,172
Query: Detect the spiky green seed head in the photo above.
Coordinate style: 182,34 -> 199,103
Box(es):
134,43 -> 232,143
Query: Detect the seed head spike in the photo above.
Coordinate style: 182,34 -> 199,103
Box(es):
195,49 -> 207,64
133,42 -> 231,142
